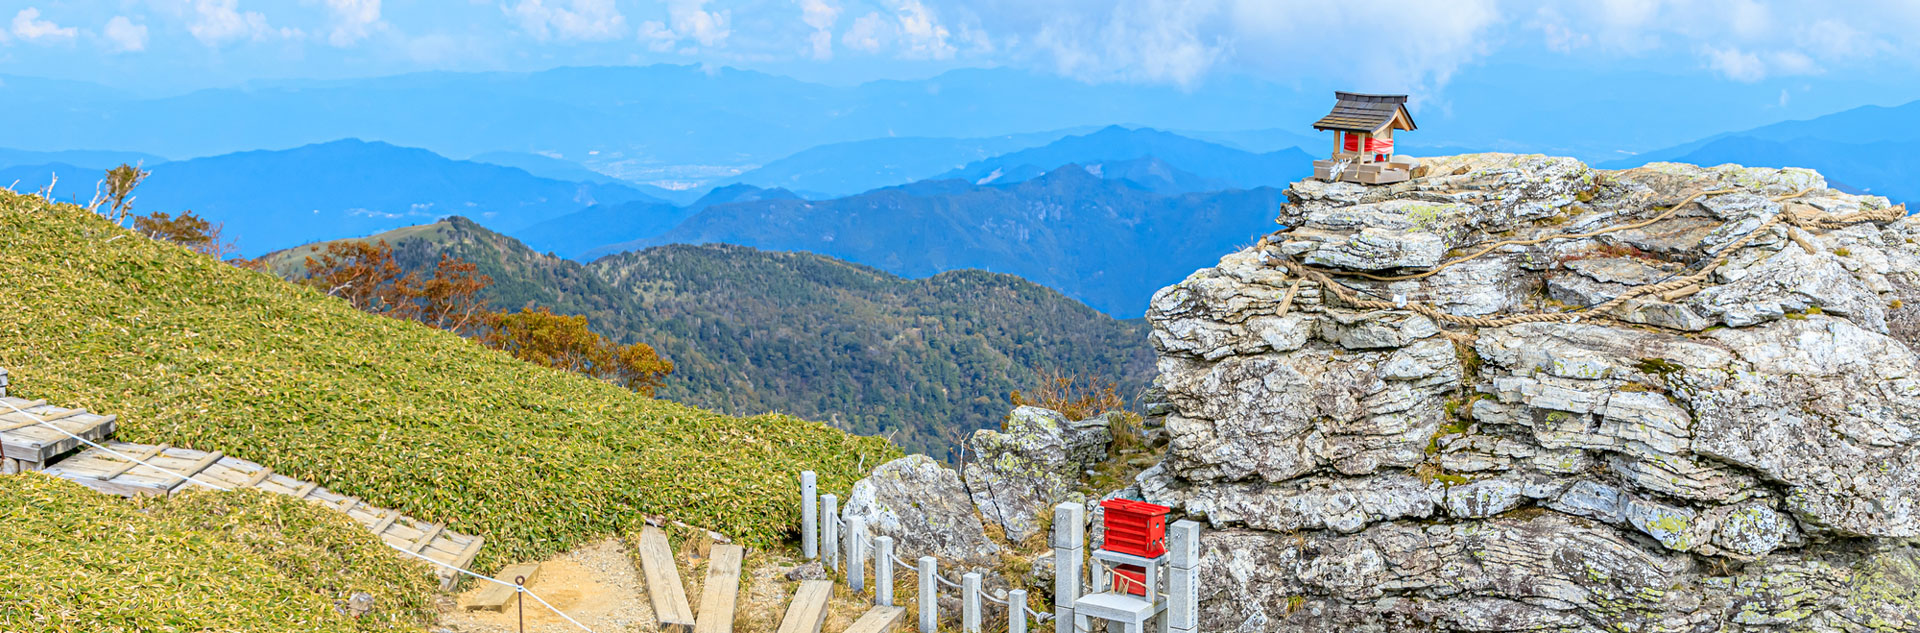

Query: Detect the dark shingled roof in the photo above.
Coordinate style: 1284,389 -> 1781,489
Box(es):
1312,92 -> 1416,134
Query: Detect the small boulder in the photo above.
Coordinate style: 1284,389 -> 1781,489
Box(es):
785,561 -> 827,581
845,455 -> 1001,564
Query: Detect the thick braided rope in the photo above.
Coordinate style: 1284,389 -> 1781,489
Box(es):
1270,189 -> 1906,330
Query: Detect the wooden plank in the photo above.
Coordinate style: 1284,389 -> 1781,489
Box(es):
3,413 -> 115,463
369,510 -> 401,536
0,407 -> 81,431
448,535 -> 486,571
292,482 -> 319,499
162,451 -> 224,491
639,526 -> 696,631
462,562 -> 542,611
96,443 -> 169,481
336,496 -> 360,513
774,580 -> 834,633
409,524 -> 444,554
241,467 -> 274,488
693,544 -> 745,633
842,606 -> 905,633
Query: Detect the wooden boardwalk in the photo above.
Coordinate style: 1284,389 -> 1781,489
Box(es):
1,396 -> 483,587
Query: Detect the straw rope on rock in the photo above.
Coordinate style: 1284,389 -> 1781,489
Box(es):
1139,153 -> 1920,632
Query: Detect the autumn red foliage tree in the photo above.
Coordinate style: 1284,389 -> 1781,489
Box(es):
302,240 -> 672,394
483,307 -> 674,396
133,210 -> 238,260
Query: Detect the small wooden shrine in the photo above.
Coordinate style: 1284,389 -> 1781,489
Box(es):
1311,91 -> 1418,184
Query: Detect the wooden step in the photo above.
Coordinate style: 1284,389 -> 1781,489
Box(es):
693,544 -> 744,633
775,580 -> 834,633
462,562 -> 542,612
0,397 -> 116,469
638,526 -> 696,631
39,440 -> 486,588
841,606 -> 905,633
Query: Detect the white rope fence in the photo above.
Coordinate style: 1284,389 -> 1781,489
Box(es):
1,399 -> 601,633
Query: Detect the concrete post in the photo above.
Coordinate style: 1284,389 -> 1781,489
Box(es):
962,572 -> 981,633
918,556 -> 938,633
800,471 -> 818,560
822,493 -> 839,572
849,516 -> 867,594
1168,520 -> 1202,633
1051,501 -> 1086,628
1008,589 -> 1028,633
874,536 -> 895,606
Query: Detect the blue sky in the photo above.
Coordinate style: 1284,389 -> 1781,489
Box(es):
5,0 -> 1920,101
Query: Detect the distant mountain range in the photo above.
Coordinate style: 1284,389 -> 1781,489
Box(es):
0,139 -> 659,254
1604,100 -> 1920,202
264,218 -> 1154,457
597,165 -> 1285,317
938,126 -> 1314,193
722,130 -> 1085,198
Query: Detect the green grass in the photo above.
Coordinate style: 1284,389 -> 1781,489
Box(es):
0,191 -> 898,574
0,473 -> 440,632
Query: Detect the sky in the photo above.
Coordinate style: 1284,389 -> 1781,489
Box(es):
4,0 -> 1920,102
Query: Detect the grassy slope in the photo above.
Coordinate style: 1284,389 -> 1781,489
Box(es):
0,474 -> 439,632
0,190 -> 896,574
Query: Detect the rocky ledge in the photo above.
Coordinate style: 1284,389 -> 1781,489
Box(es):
1140,154 -> 1920,632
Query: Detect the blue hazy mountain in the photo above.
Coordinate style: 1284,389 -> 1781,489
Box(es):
579,166 -> 1284,317
0,148 -> 169,171
1,139 -> 655,255
722,130 -> 1084,198
516,183 -> 801,258
468,150 -> 695,204
1603,98 -> 1920,202
936,126 -> 1315,193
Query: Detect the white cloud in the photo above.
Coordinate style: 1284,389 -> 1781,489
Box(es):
506,0 -> 627,42
835,0 -> 956,60
11,8 -> 78,44
1704,45 -> 1767,82
842,11 -> 884,52
174,0 -> 301,46
322,0 -> 384,47
102,16 -> 149,53
799,0 -> 840,60
639,0 -> 731,52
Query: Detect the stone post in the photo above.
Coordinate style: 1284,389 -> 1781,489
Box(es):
1008,589 -> 1028,633
822,493 -> 839,572
918,556 -> 937,633
1051,501 -> 1086,628
849,516 -> 867,594
962,572 -> 981,633
800,471 -> 818,560
874,536 -> 895,606
1168,520 -> 1202,633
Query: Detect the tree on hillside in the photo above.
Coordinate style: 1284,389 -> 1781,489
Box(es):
86,163 -> 149,226
483,307 -> 674,396
303,240 -> 411,313
133,210 -> 238,260
303,241 -> 671,394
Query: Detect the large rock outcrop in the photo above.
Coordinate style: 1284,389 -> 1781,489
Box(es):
1142,154 -> 1920,632
842,454 -> 1002,564
963,406 -> 1112,543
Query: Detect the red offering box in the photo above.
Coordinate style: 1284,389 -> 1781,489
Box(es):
1113,564 -> 1148,596
1101,498 -> 1170,558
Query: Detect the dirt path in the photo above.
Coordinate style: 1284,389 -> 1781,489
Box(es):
437,538 -> 656,633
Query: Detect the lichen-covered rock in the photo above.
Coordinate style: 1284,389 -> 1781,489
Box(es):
844,455 -> 1000,564
1147,153 -> 1920,631
963,406 -> 1107,543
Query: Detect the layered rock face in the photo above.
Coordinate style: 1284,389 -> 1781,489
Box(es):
1140,154 -> 1920,632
